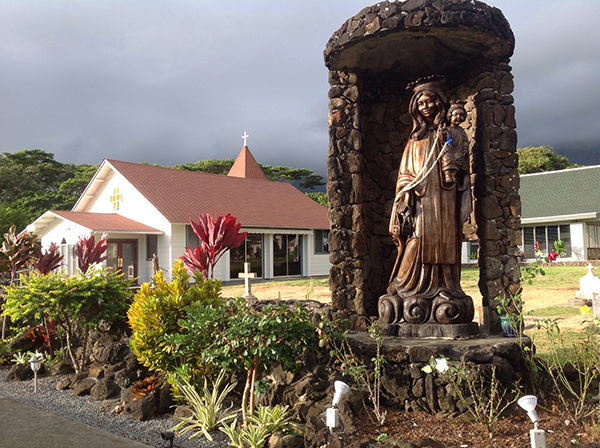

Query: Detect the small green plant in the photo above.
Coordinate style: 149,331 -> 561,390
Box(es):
0,340 -> 12,364
12,351 -> 28,364
221,419 -> 270,448
247,405 -> 292,434
43,346 -> 66,366
220,405 -> 292,448
469,251 -> 477,261
305,278 -> 314,300
553,239 -> 566,258
433,358 -> 521,437
171,369 -> 238,441
537,307 -> 600,424
495,259 -> 545,394
376,432 -> 389,442
320,317 -> 387,426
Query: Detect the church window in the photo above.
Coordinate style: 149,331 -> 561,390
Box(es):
522,225 -> 571,258
146,234 -> 157,260
314,229 -> 329,254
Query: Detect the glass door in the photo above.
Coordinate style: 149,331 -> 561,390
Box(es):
106,239 -> 137,281
273,234 -> 301,277
230,234 -> 263,279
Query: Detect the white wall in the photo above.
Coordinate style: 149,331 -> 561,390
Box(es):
572,223 -> 585,260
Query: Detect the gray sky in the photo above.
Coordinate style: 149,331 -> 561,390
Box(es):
1,0 -> 599,176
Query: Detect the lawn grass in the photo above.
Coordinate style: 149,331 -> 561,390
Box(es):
221,276 -> 328,290
527,306 -> 581,317
462,265 -> 584,291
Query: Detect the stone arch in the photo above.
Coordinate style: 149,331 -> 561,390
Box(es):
324,0 -> 519,331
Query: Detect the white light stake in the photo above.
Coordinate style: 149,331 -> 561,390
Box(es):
326,381 -> 350,434
518,395 -> 546,448
29,355 -> 42,393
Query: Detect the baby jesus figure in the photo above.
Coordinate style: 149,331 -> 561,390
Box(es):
442,101 -> 469,185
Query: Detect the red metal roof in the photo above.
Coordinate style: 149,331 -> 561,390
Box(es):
228,146 -> 268,181
50,211 -> 162,233
105,159 -> 329,228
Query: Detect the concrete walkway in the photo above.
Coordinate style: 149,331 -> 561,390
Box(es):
0,396 -> 150,448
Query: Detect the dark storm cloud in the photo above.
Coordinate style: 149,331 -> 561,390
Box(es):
0,0 -> 598,176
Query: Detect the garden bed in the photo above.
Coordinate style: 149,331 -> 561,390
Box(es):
355,403 -> 599,447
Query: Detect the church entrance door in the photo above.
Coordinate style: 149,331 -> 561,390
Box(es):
107,239 -> 137,281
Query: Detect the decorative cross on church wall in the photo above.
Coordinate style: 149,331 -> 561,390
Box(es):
242,131 -> 249,147
110,188 -> 123,210
238,261 -> 256,300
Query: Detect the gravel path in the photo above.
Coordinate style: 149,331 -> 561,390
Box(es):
0,367 -> 230,448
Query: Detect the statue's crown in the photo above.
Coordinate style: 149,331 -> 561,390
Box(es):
407,75 -> 445,94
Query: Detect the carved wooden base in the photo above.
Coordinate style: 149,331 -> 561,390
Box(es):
383,322 -> 480,340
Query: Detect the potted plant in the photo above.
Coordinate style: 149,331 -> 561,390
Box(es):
496,296 -> 519,337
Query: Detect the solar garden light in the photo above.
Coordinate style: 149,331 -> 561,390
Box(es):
518,395 -> 546,448
29,354 -> 42,393
326,381 -> 350,434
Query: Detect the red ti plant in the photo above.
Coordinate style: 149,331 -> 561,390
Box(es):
75,235 -> 109,274
1,225 -> 39,285
1,225 -> 39,339
33,242 -> 64,274
180,213 -> 247,278
180,245 -> 210,278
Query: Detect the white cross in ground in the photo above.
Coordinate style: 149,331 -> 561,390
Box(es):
238,262 -> 256,300
241,131 -> 249,146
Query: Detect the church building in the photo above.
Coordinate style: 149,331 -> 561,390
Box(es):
28,143 -> 331,283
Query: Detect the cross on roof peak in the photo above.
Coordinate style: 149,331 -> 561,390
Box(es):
242,131 -> 249,147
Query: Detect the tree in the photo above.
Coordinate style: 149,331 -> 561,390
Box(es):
305,192 -> 328,207
260,165 -> 325,189
517,145 -> 580,174
0,203 -> 31,244
171,159 -> 235,175
0,150 -> 97,242
0,149 -> 66,203
171,159 -> 326,190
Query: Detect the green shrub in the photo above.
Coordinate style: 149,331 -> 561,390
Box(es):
3,266 -> 132,371
0,340 -> 12,365
128,259 -> 222,380
168,298 -> 317,425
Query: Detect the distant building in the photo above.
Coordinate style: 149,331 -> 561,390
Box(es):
519,165 -> 600,261
28,145 -> 330,283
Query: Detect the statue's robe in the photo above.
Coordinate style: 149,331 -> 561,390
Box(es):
387,127 -> 473,324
